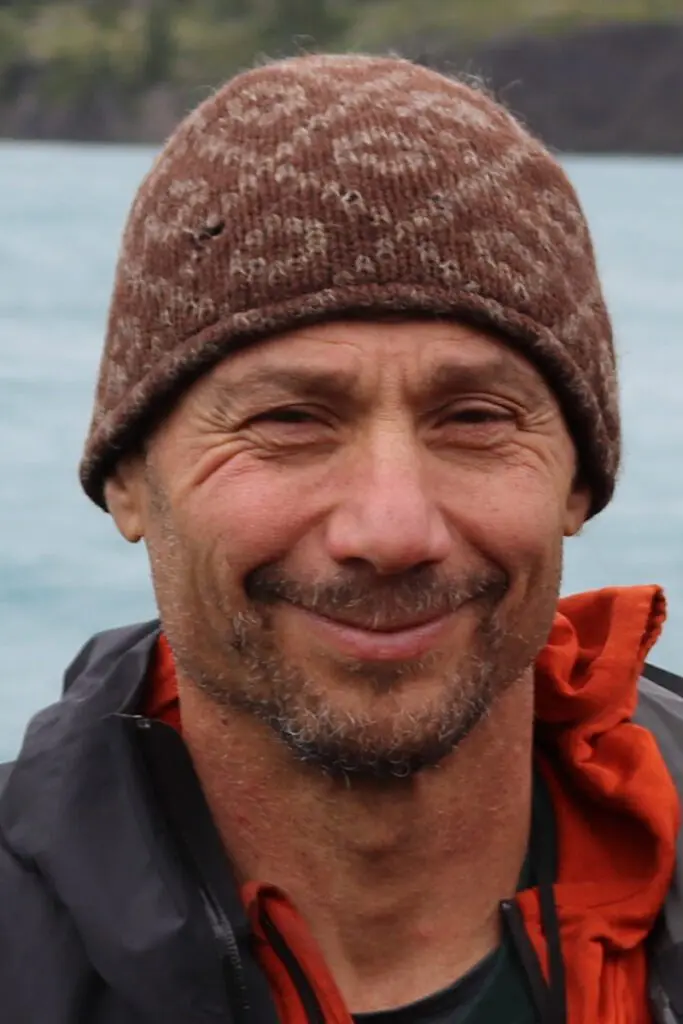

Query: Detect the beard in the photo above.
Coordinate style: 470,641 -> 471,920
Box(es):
144,465 -> 559,781
156,552 -> 554,781
228,563 -> 513,777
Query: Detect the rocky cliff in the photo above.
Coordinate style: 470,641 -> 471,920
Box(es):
1,19 -> 682,152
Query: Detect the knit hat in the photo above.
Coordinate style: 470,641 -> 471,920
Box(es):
81,53 -> 619,515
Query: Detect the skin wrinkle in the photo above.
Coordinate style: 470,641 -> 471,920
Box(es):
201,348 -> 547,425
106,318 -> 590,1012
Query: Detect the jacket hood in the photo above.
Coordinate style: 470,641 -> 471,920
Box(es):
521,585 -> 680,1020
0,587 -> 679,1024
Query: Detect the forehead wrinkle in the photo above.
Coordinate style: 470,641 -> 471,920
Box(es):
200,330 -> 550,419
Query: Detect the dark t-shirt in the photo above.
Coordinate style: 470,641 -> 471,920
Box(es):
354,771 -> 554,1024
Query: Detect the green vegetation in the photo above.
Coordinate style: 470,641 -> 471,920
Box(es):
1,0 -> 682,109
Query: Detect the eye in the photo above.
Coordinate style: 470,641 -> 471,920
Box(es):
244,405 -> 337,453
429,402 -> 517,450
250,406 -> 320,425
443,404 -> 515,424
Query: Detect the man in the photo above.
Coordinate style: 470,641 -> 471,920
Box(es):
1,53 -> 681,1024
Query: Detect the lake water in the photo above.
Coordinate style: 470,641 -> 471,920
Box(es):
0,144 -> 681,761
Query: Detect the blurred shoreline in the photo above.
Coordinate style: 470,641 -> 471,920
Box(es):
1,11 -> 682,153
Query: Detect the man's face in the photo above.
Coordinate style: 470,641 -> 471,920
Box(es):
110,320 -> 589,778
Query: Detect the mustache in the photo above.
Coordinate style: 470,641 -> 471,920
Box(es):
244,562 -> 509,628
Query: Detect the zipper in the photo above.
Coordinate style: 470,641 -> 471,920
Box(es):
260,909 -> 326,1024
199,885 -> 250,1019
129,716 -> 253,1023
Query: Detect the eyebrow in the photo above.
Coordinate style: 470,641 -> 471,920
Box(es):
210,353 -> 544,410
209,366 -> 358,408
423,355 -> 544,402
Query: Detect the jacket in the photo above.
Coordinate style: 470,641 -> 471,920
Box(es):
0,585 -> 682,1024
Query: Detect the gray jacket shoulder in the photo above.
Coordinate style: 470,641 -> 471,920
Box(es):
636,668 -> 683,1024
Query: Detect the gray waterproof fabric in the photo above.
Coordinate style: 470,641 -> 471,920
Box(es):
636,675 -> 683,1024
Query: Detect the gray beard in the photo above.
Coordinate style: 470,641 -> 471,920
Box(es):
188,603 -> 523,781
166,561 -> 550,781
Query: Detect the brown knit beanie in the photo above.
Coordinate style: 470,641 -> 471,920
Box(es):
81,53 -> 619,515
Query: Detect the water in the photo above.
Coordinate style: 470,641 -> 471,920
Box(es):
0,144 -> 681,761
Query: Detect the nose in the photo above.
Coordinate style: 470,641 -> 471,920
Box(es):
324,431 -> 453,575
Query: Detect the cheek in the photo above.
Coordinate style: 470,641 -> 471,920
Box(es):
446,472 -> 566,662
186,461 -> 325,578
446,470 -> 566,586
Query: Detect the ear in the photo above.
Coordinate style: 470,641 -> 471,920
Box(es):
104,459 -> 146,543
563,479 -> 591,538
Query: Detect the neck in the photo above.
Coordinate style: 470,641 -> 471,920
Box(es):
180,678 -> 534,1013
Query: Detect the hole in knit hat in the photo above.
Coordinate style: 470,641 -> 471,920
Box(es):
186,216 -> 226,253
199,216 -> 225,239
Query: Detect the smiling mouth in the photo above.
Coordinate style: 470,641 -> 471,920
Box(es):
310,609 -> 447,633
285,603 -> 462,662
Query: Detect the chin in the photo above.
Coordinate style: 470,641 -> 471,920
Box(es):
258,671 -> 499,781
276,713 -> 481,781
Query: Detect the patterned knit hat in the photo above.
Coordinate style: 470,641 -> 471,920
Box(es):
80,53 -> 619,515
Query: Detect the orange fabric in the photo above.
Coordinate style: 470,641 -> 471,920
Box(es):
244,881 -> 355,1024
520,585 -> 677,1023
144,587 -> 680,1023
141,633 -> 182,733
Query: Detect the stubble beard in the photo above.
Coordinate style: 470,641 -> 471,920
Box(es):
165,561 -> 550,782
224,606 -> 508,780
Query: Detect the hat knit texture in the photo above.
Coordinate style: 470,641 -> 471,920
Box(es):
80,53 -> 619,515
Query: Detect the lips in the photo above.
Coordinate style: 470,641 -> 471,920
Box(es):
286,603 -> 458,662
302,606 -> 448,634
